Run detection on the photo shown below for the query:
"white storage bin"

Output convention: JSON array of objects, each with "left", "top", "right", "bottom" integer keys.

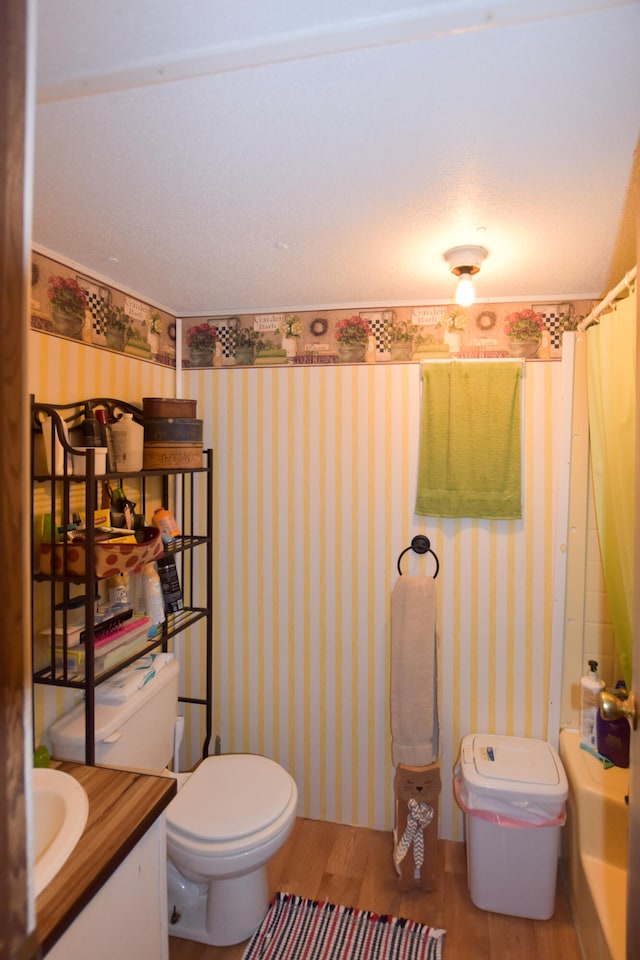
[{"left": 455, "top": 734, "right": 568, "bottom": 920}]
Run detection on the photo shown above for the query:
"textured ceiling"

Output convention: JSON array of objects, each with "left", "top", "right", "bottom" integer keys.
[{"left": 32, "top": 0, "right": 640, "bottom": 316}]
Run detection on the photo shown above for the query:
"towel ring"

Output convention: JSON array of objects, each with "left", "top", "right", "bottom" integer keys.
[{"left": 397, "top": 535, "right": 439, "bottom": 578}]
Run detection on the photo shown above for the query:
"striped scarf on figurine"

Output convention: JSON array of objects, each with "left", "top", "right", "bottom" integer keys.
[{"left": 394, "top": 797, "right": 434, "bottom": 871}]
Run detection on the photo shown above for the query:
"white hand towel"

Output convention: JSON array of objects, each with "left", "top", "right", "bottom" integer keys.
[{"left": 390, "top": 576, "right": 438, "bottom": 766}]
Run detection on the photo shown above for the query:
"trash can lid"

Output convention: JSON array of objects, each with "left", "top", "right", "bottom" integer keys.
[{"left": 459, "top": 734, "right": 568, "bottom": 805}]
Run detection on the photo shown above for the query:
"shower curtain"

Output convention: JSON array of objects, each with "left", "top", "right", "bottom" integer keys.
[{"left": 586, "top": 285, "right": 636, "bottom": 688}]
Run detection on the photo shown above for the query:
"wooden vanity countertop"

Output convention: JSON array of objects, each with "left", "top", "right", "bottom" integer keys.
[{"left": 36, "top": 761, "right": 176, "bottom": 956}]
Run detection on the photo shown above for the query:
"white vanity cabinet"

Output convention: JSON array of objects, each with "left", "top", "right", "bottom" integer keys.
[{"left": 46, "top": 817, "right": 168, "bottom": 960}]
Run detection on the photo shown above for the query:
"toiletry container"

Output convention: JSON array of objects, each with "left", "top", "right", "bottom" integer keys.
[
  {"left": 106, "top": 572, "right": 129, "bottom": 606},
  {"left": 71, "top": 446, "right": 108, "bottom": 475},
  {"left": 128, "top": 571, "right": 147, "bottom": 616},
  {"left": 111, "top": 413, "right": 144, "bottom": 472},
  {"left": 596, "top": 681, "right": 630, "bottom": 767},
  {"left": 152, "top": 507, "right": 180, "bottom": 541},
  {"left": 67, "top": 406, "right": 105, "bottom": 474},
  {"left": 95, "top": 408, "right": 117, "bottom": 470},
  {"left": 580, "top": 660, "right": 605, "bottom": 748},
  {"left": 142, "top": 562, "right": 165, "bottom": 626},
  {"left": 81, "top": 406, "right": 103, "bottom": 447}
]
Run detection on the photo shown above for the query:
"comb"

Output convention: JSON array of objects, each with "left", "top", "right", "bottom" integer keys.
[{"left": 80, "top": 606, "right": 133, "bottom": 644}]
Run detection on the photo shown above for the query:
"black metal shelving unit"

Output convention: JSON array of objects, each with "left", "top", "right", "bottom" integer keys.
[{"left": 31, "top": 397, "right": 213, "bottom": 765}]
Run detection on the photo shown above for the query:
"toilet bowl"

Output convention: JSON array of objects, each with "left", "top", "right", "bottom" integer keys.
[
  {"left": 166, "top": 752, "right": 298, "bottom": 946},
  {"left": 48, "top": 660, "right": 298, "bottom": 948}
]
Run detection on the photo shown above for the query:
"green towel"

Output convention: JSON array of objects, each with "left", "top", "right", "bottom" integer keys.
[{"left": 415, "top": 360, "right": 523, "bottom": 519}]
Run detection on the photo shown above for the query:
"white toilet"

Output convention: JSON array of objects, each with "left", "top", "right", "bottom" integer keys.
[{"left": 49, "top": 658, "right": 298, "bottom": 946}]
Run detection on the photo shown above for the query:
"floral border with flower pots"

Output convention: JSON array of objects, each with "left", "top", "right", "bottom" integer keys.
[
  {"left": 30, "top": 252, "right": 176, "bottom": 366},
  {"left": 30, "top": 251, "right": 593, "bottom": 369}
]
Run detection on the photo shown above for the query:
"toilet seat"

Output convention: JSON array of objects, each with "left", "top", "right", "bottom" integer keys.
[{"left": 166, "top": 754, "right": 295, "bottom": 855}]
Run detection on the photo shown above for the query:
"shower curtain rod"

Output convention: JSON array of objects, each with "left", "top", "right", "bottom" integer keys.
[{"left": 577, "top": 265, "right": 637, "bottom": 331}]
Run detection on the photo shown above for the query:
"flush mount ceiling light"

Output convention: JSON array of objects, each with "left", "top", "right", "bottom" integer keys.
[{"left": 443, "top": 245, "right": 488, "bottom": 307}]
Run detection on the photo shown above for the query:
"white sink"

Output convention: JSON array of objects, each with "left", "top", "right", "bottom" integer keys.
[{"left": 33, "top": 767, "right": 89, "bottom": 896}]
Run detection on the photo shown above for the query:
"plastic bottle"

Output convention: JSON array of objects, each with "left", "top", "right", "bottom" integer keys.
[
  {"left": 95, "top": 408, "right": 117, "bottom": 471},
  {"left": 81, "top": 405, "right": 103, "bottom": 447},
  {"left": 142, "top": 562, "right": 165, "bottom": 626},
  {"left": 111, "top": 413, "right": 144, "bottom": 472},
  {"left": 596, "top": 680, "right": 630, "bottom": 767},
  {"left": 152, "top": 507, "right": 181, "bottom": 542},
  {"left": 580, "top": 660, "right": 605, "bottom": 748},
  {"left": 156, "top": 554, "right": 184, "bottom": 613},
  {"left": 33, "top": 745, "right": 50, "bottom": 768},
  {"left": 128, "top": 571, "right": 147, "bottom": 616},
  {"left": 106, "top": 572, "right": 129, "bottom": 606}
]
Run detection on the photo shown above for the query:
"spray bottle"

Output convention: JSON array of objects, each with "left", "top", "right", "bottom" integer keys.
[
  {"left": 142, "top": 562, "right": 165, "bottom": 628},
  {"left": 580, "top": 660, "right": 605, "bottom": 748}
]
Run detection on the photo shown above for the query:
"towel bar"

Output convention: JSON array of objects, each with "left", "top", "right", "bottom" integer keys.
[{"left": 397, "top": 535, "right": 439, "bottom": 578}]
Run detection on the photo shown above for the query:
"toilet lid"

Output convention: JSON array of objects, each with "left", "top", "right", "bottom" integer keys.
[{"left": 167, "top": 754, "right": 295, "bottom": 843}]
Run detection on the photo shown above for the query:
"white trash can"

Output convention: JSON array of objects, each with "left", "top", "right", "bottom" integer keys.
[{"left": 454, "top": 734, "right": 568, "bottom": 920}]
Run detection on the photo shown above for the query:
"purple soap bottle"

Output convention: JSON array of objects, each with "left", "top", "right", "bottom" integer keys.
[{"left": 596, "top": 681, "right": 630, "bottom": 768}]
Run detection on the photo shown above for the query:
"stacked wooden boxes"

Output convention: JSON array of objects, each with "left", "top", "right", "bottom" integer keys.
[{"left": 142, "top": 397, "right": 203, "bottom": 469}]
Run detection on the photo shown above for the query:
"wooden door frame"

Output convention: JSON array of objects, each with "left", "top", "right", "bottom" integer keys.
[{"left": 0, "top": 1, "right": 38, "bottom": 958}]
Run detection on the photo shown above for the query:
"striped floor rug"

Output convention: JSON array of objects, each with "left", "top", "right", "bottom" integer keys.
[{"left": 241, "top": 892, "right": 445, "bottom": 960}]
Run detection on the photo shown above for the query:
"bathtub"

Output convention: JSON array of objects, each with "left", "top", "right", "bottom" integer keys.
[{"left": 559, "top": 729, "right": 628, "bottom": 960}]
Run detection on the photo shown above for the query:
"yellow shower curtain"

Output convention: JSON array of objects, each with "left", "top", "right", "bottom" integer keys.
[{"left": 586, "top": 286, "right": 636, "bottom": 688}]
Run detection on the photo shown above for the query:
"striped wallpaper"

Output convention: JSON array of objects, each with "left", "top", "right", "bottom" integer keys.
[
  {"left": 28, "top": 327, "right": 568, "bottom": 841},
  {"left": 184, "top": 358, "right": 566, "bottom": 840},
  {"left": 28, "top": 329, "right": 176, "bottom": 406}
]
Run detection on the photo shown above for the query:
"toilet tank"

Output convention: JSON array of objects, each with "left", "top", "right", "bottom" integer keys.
[{"left": 49, "top": 658, "right": 180, "bottom": 770}]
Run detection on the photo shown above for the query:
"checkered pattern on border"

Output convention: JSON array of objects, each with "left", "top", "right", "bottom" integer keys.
[
  {"left": 86, "top": 291, "right": 107, "bottom": 333},
  {"left": 370, "top": 315, "right": 391, "bottom": 353},
  {"left": 78, "top": 277, "right": 109, "bottom": 337},
  {"left": 540, "top": 310, "right": 564, "bottom": 349},
  {"left": 359, "top": 311, "right": 396, "bottom": 354},
  {"left": 213, "top": 323, "right": 235, "bottom": 359}
]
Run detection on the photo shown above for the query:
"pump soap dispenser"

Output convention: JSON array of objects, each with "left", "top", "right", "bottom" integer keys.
[{"left": 580, "top": 660, "right": 605, "bottom": 748}]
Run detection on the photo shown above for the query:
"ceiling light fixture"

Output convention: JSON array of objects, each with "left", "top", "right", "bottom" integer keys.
[{"left": 443, "top": 245, "right": 488, "bottom": 307}]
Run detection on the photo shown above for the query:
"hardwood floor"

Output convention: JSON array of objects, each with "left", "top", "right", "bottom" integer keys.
[{"left": 168, "top": 817, "right": 583, "bottom": 960}]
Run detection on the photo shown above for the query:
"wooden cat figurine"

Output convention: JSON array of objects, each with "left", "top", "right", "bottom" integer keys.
[{"left": 393, "top": 762, "right": 441, "bottom": 892}]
